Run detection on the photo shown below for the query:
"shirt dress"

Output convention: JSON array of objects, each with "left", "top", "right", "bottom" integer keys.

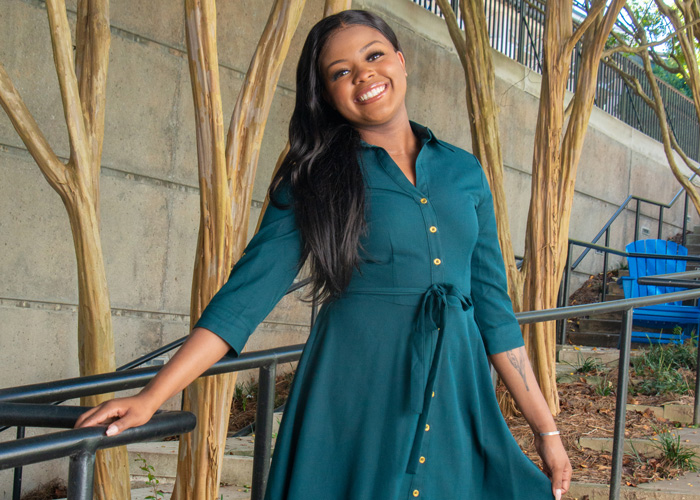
[{"left": 195, "top": 122, "right": 554, "bottom": 499}]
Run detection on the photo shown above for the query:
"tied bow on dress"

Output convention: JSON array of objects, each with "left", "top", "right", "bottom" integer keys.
[{"left": 343, "top": 282, "right": 472, "bottom": 474}]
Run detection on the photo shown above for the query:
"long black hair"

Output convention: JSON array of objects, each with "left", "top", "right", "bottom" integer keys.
[{"left": 269, "top": 10, "right": 403, "bottom": 305}]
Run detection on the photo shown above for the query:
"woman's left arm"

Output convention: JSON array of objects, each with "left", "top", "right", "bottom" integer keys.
[{"left": 490, "top": 346, "right": 572, "bottom": 500}]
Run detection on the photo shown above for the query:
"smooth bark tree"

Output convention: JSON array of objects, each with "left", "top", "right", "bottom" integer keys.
[
  {"left": 0, "top": 1, "right": 130, "bottom": 497},
  {"left": 257, "top": 0, "right": 352, "bottom": 230},
  {"left": 604, "top": 3, "right": 700, "bottom": 215},
  {"left": 436, "top": 0, "right": 624, "bottom": 414},
  {"left": 172, "top": 0, "right": 305, "bottom": 497}
]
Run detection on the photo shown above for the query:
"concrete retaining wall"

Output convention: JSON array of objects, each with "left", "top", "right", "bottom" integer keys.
[{"left": 1, "top": 0, "right": 698, "bottom": 493}]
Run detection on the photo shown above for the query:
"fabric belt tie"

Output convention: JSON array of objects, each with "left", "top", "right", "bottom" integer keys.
[{"left": 342, "top": 282, "right": 472, "bottom": 474}]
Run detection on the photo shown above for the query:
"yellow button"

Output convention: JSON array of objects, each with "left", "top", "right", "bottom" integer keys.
[
  {"left": 429, "top": 226, "right": 437, "bottom": 233},
  {"left": 433, "top": 258, "right": 441, "bottom": 265},
  {"left": 425, "top": 424, "right": 430, "bottom": 431},
  {"left": 413, "top": 490, "right": 420, "bottom": 497},
  {"left": 419, "top": 456, "right": 426, "bottom": 464},
  {"left": 420, "top": 198, "right": 428, "bottom": 204},
  {"left": 432, "top": 391, "right": 435, "bottom": 397}
]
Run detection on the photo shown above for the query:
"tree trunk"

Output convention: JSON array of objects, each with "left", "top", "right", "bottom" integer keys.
[
  {"left": 173, "top": 0, "right": 304, "bottom": 497},
  {"left": 522, "top": 0, "right": 624, "bottom": 415},
  {"left": 0, "top": 0, "right": 129, "bottom": 496}
]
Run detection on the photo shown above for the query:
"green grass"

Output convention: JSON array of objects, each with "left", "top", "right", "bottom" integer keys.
[
  {"left": 651, "top": 430, "right": 698, "bottom": 472},
  {"left": 629, "top": 332, "right": 697, "bottom": 396}
]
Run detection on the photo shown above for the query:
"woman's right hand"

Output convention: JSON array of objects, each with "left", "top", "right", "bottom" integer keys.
[{"left": 75, "top": 393, "right": 159, "bottom": 436}]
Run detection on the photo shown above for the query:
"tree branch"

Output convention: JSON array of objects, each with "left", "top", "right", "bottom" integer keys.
[
  {"left": 75, "top": 0, "right": 110, "bottom": 198},
  {"left": 565, "top": 0, "right": 607, "bottom": 56},
  {"left": 0, "top": 62, "right": 68, "bottom": 189},
  {"left": 436, "top": 0, "right": 468, "bottom": 71},
  {"left": 45, "top": 0, "right": 92, "bottom": 174},
  {"left": 323, "top": 0, "right": 351, "bottom": 17},
  {"left": 602, "top": 18, "right": 700, "bottom": 57}
]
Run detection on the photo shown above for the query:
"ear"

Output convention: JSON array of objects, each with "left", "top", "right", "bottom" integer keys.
[{"left": 397, "top": 50, "right": 407, "bottom": 76}]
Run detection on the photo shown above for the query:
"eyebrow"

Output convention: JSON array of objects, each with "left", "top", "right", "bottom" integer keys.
[{"left": 325, "top": 40, "right": 384, "bottom": 69}]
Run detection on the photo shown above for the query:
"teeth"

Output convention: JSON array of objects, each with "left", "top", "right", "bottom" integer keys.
[{"left": 358, "top": 85, "right": 386, "bottom": 102}]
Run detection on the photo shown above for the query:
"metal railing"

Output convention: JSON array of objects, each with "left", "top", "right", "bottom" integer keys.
[
  {"left": 2, "top": 287, "right": 699, "bottom": 500},
  {"left": 0, "top": 276, "right": 316, "bottom": 500},
  {"left": 558, "top": 238, "right": 700, "bottom": 345},
  {"left": 411, "top": 0, "right": 700, "bottom": 161},
  {"left": 0, "top": 405, "right": 195, "bottom": 500}
]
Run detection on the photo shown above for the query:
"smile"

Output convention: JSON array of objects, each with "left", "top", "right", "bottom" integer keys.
[{"left": 357, "top": 84, "right": 387, "bottom": 102}]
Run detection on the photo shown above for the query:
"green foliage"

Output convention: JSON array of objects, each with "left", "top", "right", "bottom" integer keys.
[
  {"left": 594, "top": 377, "right": 614, "bottom": 396},
  {"left": 565, "top": 353, "right": 604, "bottom": 374},
  {"left": 629, "top": 334, "right": 697, "bottom": 396},
  {"left": 651, "top": 430, "right": 698, "bottom": 472},
  {"left": 135, "top": 453, "right": 164, "bottom": 499}
]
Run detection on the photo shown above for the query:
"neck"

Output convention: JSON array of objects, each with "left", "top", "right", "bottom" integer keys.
[{"left": 355, "top": 110, "right": 418, "bottom": 157}]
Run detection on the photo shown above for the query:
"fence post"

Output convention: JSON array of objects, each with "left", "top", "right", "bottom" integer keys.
[
  {"left": 610, "top": 308, "right": 634, "bottom": 500},
  {"left": 560, "top": 242, "right": 573, "bottom": 345},
  {"left": 67, "top": 450, "right": 96, "bottom": 500},
  {"left": 602, "top": 230, "right": 610, "bottom": 302},
  {"left": 12, "top": 426, "right": 24, "bottom": 500},
  {"left": 251, "top": 362, "right": 278, "bottom": 500},
  {"left": 634, "top": 200, "right": 641, "bottom": 241},
  {"left": 657, "top": 206, "right": 664, "bottom": 239}
]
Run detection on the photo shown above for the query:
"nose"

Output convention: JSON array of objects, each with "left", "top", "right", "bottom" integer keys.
[{"left": 352, "top": 63, "right": 374, "bottom": 85}]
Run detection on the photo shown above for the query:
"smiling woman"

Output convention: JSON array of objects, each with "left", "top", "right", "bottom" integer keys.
[{"left": 76, "top": 9, "right": 571, "bottom": 500}]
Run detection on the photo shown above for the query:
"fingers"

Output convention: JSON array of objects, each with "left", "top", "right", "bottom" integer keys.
[{"left": 550, "top": 459, "right": 572, "bottom": 499}]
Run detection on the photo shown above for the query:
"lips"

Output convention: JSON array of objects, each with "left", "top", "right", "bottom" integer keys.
[{"left": 355, "top": 83, "right": 387, "bottom": 103}]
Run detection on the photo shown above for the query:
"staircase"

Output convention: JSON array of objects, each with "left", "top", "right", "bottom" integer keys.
[{"left": 567, "top": 224, "right": 700, "bottom": 348}]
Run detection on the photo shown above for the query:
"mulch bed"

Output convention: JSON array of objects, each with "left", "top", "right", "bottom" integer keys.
[
  {"left": 504, "top": 381, "right": 695, "bottom": 486},
  {"left": 20, "top": 479, "right": 67, "bottom": 500}
]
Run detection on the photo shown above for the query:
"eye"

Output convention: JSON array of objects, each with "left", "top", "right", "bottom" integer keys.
[
  {"left": 367, "top": 51, "right": 384, "bottom": 62},
  {"left": 331, "top": 68, "right": 349, "bottom": 81}
]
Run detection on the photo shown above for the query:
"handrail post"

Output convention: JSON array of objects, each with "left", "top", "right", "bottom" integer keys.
[
  {"left": 517, "top": 0, "right": 525, "bottom": 64},
  {"left": 602, "top": 230, "right": 610, "bottom": 303},
  {"left": 610, "top": 308, "right": 634, "bottom": 500},
  {"left": 657, "top": 206, "right": 664, "bottom": 239},
  {"left": 634, "top": 200, "right": 641, "bottom": 241},
  {"left": 560, "top": 241, "right": 573, "bottom": 345},
  {"left": 251, "top": 361, "right": 277, "bottom": 500},
  {"left": 67, "top": 450, "right": 96, "bottom": 500},
  {"left": 12, "top": 426, "right": 24, "bottom": 500},
  {"left": 694, "top": 333, "right": 700, "bottom": 426},
  {"left": 683, "top": 190, "right": 690, "bottom": 247}
]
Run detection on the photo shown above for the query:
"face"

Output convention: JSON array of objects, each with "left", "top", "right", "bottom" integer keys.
[{"left": 318, "top": 24, "right": 408, "bottom": 131}]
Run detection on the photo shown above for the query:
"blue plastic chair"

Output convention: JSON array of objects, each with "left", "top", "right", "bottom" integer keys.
[{"left": 620, "top": 239, "right": 700, "bottom": 344}]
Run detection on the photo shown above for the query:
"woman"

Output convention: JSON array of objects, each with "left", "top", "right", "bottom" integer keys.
[{"left": 78, "top": 10, "right": 571, "bottom": 499}]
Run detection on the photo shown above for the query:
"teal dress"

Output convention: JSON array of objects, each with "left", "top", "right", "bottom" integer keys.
[{"left": 196, "top": 122, "right": 554, "bottom": 499}]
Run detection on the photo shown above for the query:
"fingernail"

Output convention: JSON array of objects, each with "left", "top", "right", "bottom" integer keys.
[
  {"left": 555, "top": 488, "right": 562, "bottom": 500},
  {"left": 106, "top": 425, "right": 117, "bottom": 436}
]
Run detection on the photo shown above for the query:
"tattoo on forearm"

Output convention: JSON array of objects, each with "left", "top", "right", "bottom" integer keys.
[{"left": 506, "top": 350, "right": 530, "bottom": 391}]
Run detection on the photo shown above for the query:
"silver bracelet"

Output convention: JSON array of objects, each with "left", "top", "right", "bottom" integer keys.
[{"left": 539, "top": 430, "right": 560, "bottom": 436}]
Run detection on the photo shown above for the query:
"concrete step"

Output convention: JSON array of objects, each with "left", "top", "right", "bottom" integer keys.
[
  {"left": 578, "top": 318, "right": 622, "bottom": 334},
  {"left": 579, "top": 428, "right": 700, "bottom": 467},
  {"left": 557, "top": 346, "right": 625, "bottom": 366},
  {"left": 685, "top": 233, "right": 700, "bottom": 246},
  {"left": 567, "top": 331, "right": 620, "bottom": 348},
  {"left": 607, "top": 282, "right": 624, "bottom": 295},
  {"left": 603, "top": 292, "right": 626, "bottom": 302},
  {"left": 591, "top": 310, "right": 624, "bottom": 320},
  {"left": 128, "top": 411, "right": 284, "bottom": 487},
  {"left": 567, "top": 476, "right": 700, "bottom": 499}
]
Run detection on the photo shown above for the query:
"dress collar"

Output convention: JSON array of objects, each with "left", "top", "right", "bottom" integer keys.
[{"left": 359, "top": 121, "right": 437, "bottom": 149}]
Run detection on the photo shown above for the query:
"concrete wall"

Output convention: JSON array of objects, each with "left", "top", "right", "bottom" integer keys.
[{"left": 1, "top": 0, "right": 698, "bottom": 493}]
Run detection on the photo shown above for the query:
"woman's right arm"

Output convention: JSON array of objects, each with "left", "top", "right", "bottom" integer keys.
[{"left": 74, "top": 327, "right": 230, "bottom": 435}]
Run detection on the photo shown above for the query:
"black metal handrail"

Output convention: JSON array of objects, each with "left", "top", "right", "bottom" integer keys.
[
  {"left": 2, "top": 286, "right": 699, "bottom": 500},
  {"left": 558, "top": 238, "right": 700, "bottom": 345},
  {"left": 571, "top": 172, "right": 696, "bottom": 272},
  {"left": 2, "top": 276, "right": 315, "bottom": 499},
  {"left": 0, "top": 404, "right": 195, "bottom": 500}
]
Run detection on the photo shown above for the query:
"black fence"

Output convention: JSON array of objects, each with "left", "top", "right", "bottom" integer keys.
[{"left": 412, "top": 0, "right": 700, "bottom": 161}]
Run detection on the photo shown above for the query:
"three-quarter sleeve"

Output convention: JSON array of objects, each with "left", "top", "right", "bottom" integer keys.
[
  {"left": 470, "top": 165, "right": 525, "bottom": 356},
  {"left": 194, "top": 184, "right": 303, "bottom": 356}
]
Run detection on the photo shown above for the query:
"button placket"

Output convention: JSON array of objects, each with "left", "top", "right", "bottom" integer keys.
[{"left": 416, "top": 196, "right": 444, "bottom": 283}]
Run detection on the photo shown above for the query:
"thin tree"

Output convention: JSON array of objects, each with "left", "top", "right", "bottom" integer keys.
[
  {"left": 436, "top": 0, "right": 624, "bottom": 414},
  {"left": 0, "top": 1, "right": 130, "bottom": 497},
  {"left": 604, "top": 2, "right": 700, "bottom": 215},
  {"left": 172, "top": 0, "right": 305, "bottom": 497}
]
